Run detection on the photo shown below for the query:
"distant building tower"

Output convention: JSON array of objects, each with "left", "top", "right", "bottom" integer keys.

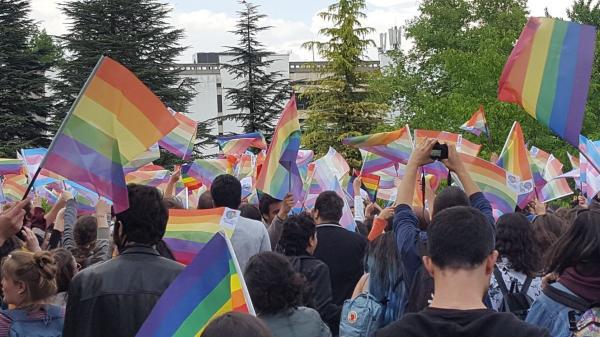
[{"left": 388, "top": 26, "right": 401, "bottom": 51}]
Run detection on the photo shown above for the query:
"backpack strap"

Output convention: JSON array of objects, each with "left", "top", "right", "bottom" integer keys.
[
  {"left": 493, "top": 266, "right": 510, "bottom": 296},
  {"left": 520, "top": 276, "right": 533, "bottom": 295},
  {"left": 542, "top": 283, "right": 591, "bottom": 312}
]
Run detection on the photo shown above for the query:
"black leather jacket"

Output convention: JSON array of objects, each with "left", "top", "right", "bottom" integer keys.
[{"left": 63, "top": 244, "right": 184, "bottom": 337}]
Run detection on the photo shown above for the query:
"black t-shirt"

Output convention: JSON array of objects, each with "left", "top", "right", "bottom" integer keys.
[{"left": 373, "top": 307, "right": 550, "bottom": 337}]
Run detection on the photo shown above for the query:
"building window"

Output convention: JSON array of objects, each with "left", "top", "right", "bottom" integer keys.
[{"left": 217, "top": 94, "right": 223, "bottom": 113}]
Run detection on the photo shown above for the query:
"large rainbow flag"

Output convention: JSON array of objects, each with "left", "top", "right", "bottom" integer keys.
[
  {"left": 255, "top": 96, "right": 302, "bottom": 200},
  {"left": 159, "top": 110, "right": 198, "bottom": 160},
  {"left": 460, "top": 105, "right": 489, "bottom": 137},
  {"left": 343, "top": 125, "right": 413, "bottom": 164},
  {"left": 41, "top": 57, "right": 177, "bottom": 212},
  {"left": 498, "top": 18, "right": 596, "bottom": 147},
  {"left": 136, "top": 232, "right": 253, "bottom": 337},
  {"left": 414, "top": 129, "right": 481, "bottom": 157},
  {"left": 163, "top": 208, "right": 239, "bottom": 265},
  {"left": 497, "top": 122, "right": 535, "bottom": 208},
  {"left": 0, "top": 159, "right": 22, "bottom": 176}
]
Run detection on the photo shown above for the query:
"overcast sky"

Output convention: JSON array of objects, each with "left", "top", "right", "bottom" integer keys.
[{"left": 30, "top": 0, "right": 571, "bottom": 63}]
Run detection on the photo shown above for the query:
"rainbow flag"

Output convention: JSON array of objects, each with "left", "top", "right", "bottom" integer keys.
[
  {"left": 540, "top": 155, "right": 573, "bottom": 202},
  {"left": 255, "top": 97, "right": 302, "bottom": 200},
  {"left": 159, "top": 111, "right": 198, "bottom": 160},
  {"left": 2, "top": 174, "right": 28, "bottom": 202},
  {"left": 414, "top": 129, "right": 481, "bottom": 157},
  {"left": 123, "top": 143, "right": 160, "bottom": 174},
  {"left": 497, "top": 122, "right": 535, "bottom": 208},
  {"left": 376, "top": 187, "right": 396, "bottom": 208},
  {"left": 163, "top": 208, "right": 239, "bottom": 265},
  {"left": 136, "top": 232, "right": 253, "bottom": 337},
  {"left": 125, "top": 168, "right": 170, "bottom": 188},
  {"left": 217, "top": 132, "right": 267, "bottom": 153},
  {"left": 184, "top": 159, "right": 233, "bottom": 189},
  {"left": 460, "top": 105, "right": 488, "bottom": 137},
  {"left": 314, "top": 147, "right": 349, "bottom": 180},
  {"left": 0, "top": 159, "right": 22, "bottom": 176},
  {"left": 459, "top": 154, "right": 518, "bottom": 217},
  {"left": 41, "top": 57, "right": 177, "bottom": 212},
  {"left": 233, "top": 153, "right": 255, "bottom": 180},
  {"left": 296, "top": 150, "right": 314, "bottom": 183},
  {"left": 377, "top": 174, "right": 397, "bottom": 190},
  {"left": 19, "top": 148, "right": 63, "bottom": 187},
  {"left": 360, "top": 173, "right": 380, "bottom": 202},
  {"left": 529, "top": 146, "right": 551, "bottom": 189},
  {"left": 360, "top": 150, "right": 395, "bottom": 175},
  {"left": 180, "top": 164, "right": 203, "bottom": 191},
  {"left": 343, "top": 125, "right": 413, "bottom": 164},
  {"left": 498, "top": 18, "right": 596, "bottom": 147}
]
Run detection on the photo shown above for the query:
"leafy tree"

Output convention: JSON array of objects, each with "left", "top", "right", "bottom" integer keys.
[
  {"left": 302, "top": 0, "right": 387, "bottom": 167},
  {"left": 0, "top": 1, "right": 58, "bottom": 156},
  {"left": 219, "top": 1, "right": 291, "bottom": 138}
]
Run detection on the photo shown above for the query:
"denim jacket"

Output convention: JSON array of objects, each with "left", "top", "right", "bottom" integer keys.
[{"left": 526, "top": 282, "right": 583, "bottom": 337}]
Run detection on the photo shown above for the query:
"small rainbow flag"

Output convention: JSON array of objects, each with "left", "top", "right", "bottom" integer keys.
[
  {"left": 540, "top": 155, "right": 573, "bottom": 202},
  {"left": 125, "top": 168, "right": 170, "bottom": 188},
  {"left": 343, "top": 125, "right": 413, "bottom": 164},
  {"left": 497, "top": 122, "right": 535, "bottom": 208},
  {"left": 217, "top": 132, "right": 267, "bottom": 156},
  {"left": 376, "top": 187, "right": 396, "bottom": 208},
  {"left": 360, "top": 150, "right": 395, "bottom": 175},
  {"left": 0, "top": 159, "right": 23, "bottom": 176},
  {"left": 159, "top": 111, "right": 198, "bottom": 160},
  {"left": 498, "top": 18, "right": 596, "bottom": 147},
  {"left": 255, "top": 96, "right": 302, "bottom": 200},
  {"left": 360, "top": 173, "right": 380, "bottom": 202},
  {"left": 136, "top": 232, "right": 253, "bottom": 337},
  {"left": 184, "top": 159, "right": 233, "bottom": 189},
  {"left": 579, "top": 135, "right": 600, "bottom": 174},
  {"left": 163, "top": 208, "right": 239, "bottom": 265},
  {"left": 2, "top": 174, "right": 28, "bottom": 202},
  {"left": 41, "top": 57, "right": 177, "bottom": 212},
  {"left": 460, "top": 105, "right": 489, "bottom": 137},
  {"left": 529, "top": 146, "right": 551, "bottom": 189},
  {"left": 414, "top": 129, "right": 481, "bottom": 157}
]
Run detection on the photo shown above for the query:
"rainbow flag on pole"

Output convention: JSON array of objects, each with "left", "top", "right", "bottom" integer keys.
[
  {"left": 414, "top": 130, "right": 481, "bottom": 157},
  {"left": 217, "top": 132, "right": 267, "bottom": 157},
  {"left": 343, "top": 125, "right": 413, "bottom": 164},
  {"left": 136, "top": 232, "right": 253, "bottom": 337},
  {"left": 529, "top": 146, "right": 551, "bottom": 189},
  {"left": 360, "top": 150, "right": 395, "bottom": 175},
  {"left": 0, "top": 159, "right": 22, "bottom": 176},
  {"left": 159, "top": 111, "right": 198, "bottom": 160},
  {"left": 540, "top": 155, "right": 573, "bottom": 202},
  {"left": 360, "top": 173, "right": 380, "bottom": 202},
  {"left": 497, "top": 122, "right": 535, "bottom": 208},
  {"left": 184, "top": 159, "right": 233, "bottom": 190},
  {"left": 498, "top": 18, "right": 596, "bottom": 147},
  {"left": 460, "top": 105, "right": 489, "bottom": 137},
  {"left": 41, "top": 57, "right": 178, "bottom": 212}
]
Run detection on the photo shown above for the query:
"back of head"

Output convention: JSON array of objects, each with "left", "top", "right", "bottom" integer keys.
[
  {"left": 432, "top": 186, "right": 470, "bottom": 217},
  {"left": 211, "top": 174, "right": 241, "bottom": 209},
  {"left": 532, "top": 214, "right": 567, "bottom": 254},
  {"left": 314, "top": 191, "right": 343, "bottom": 223},
  {"left": 240, "top": 204, "right": 262, "bottom": 222},
  {"left": 244, "top": 251, "right": 305, "bottom": 315},
  {"left": 278, "top": 213, "right": 316, "bottom": 256},
  {"left": 201, "top": 312, "right": 273, "bottom": 337},
  {"left": 428, "top": 206, "right": 494, "bottom": 269},
  {"left": 51, "top": 248, "right": 77, "bottom": 293},
  {"left": 115, "top": 184, "right": 168, "bottom": 246},
  {"left": 197, "top": 191, "right": 214, "bottom": 210},
  {"left": 163, "top": 196, "right": 184, "bottom": 210},
  {"left": 74, "top": 215, "right": 98, "bottom": 247},
  {"left": 1, "top": 251, "right": 58, "bottom": 307},
  {"left": 495, "top": 213, "right": 540, "bottom": 275}
]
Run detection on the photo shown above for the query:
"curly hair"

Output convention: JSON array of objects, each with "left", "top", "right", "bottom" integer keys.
[
  {"left": 244, "top": 252, "right": 307, "bottom": 315},
  {"left": 277, "top": 213, "right": 316, "bottom": 256},
  {"left": 495, "top": 213, "right": 541, "bottom": 275}
]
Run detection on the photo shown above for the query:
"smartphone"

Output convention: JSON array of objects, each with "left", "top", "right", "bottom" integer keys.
[{"left": 430, "top": 143, "right": 449, "bottom": 160}]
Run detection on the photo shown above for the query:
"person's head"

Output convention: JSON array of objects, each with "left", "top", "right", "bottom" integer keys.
[
  {"left": 259, "top": 193, "right": 282, "bottom": 224},
  {"left": 240, "top": 204, "right": 262, "bottom": 222},
  {"left": 532, "top": 214, "right": 567, "bottom": 258},
  {"left": 200, "top": 312, "right": 273, "bottom": 337},
  {"left": 197, "top": 191, "right": 214, "bottom": 210},
  {"left": 424, "top": 207, "right": 497, "bottom": 295},
  {"left": 74, "top": 215, "right": 98, "bottom": 248},
  {"left": 495, "top": 213, "right": 540, "bottom": 275},
  {"left": 245, "top": 252, "right": 306, "bottom": 315},
  {"left": 1, "top": 251, "right": 57, "bottom": 309},
  {"left": 432, "top": 186, "right": 470, "bottom": 216},
  {"left": 51, "top": 248, "right": 78, "bottom": 294},
  {"left": 546, "top": 209, "right": 600, "bottom": 275},
  {"left": 278, "top": 213, "right": 318, "bottom": 256},
  {"left": 114, "top": 184, "right": 168, "bottom": 250},
  {"left": 29, "top": 207, "right": 47, "bottom": 231},
  {"left": 210, "top": 175, "right": 241, "bottom": 210},
  {"left": 163, "top": 196, "right": 184, "bottom": 209},
  {"left": 312, "top": 191, "right": 343, "bottom": 224}
]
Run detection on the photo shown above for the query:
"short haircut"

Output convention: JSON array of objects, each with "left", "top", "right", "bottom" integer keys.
[
  {"left": 211, "top": 175, "right": 241, "bottom": 209},
  {"left": 314, "top": 191, "right": 343, "bottom": 223},
  {"left": 197, "top": 191, "right": 214, "bottom": 210},
  {"left": 427, "top": 206, "right": 494, "bottom": 269},
  {"left": 240, "top": 204, "right": 262, "bottom": 222},
  {"left": 74, "top": 215, "right": 97, "bottom": 247},
  {"left": 278, "top": 213, "right": 317, "bottom": 256},
  {"left": 432, "top": 186, "right": 470, "bottom": 216},
  {"left": 201, "top": 312, "right": 273, "bottom": 337},
  {"left": 259, "top": 193, "right": 281, "bottom": 216},
  {"left": 115, "top": 184, "right": 168, "bottom": 246}
]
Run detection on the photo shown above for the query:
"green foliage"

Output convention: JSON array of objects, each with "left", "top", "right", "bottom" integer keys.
[{"left": 301, "top": 0, "right": 388, "bottom": 168}]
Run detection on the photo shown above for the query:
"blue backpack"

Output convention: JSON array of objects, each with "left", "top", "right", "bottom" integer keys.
[
  {"left": 339, "top": 292, "right": 385, "bottom": 337},
  {"left": 1, "top": 305, "right": 63, "bottom": 337}
]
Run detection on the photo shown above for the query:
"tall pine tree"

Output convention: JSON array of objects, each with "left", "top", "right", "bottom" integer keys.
[
  {"left": 219, "top": 1, "right": 291, "bottom": 138},
  {"left": 0, "top": 0, "right": 56, "bottom": 157}
]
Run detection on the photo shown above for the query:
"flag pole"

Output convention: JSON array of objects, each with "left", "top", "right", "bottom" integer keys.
[
  {"left": 23, "top": 56, "right": 106, "bottom": 199},
  {"left": 223, "top": 231, "right": 256, "bottom": 316}
]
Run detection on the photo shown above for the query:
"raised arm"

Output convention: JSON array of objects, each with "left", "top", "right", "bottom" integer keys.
[
  {"left": 164, "top": 168, "right": 181, "bottom": 198},
  {"left": 394, "top": 138, "right": 436, "bottom": 206}
]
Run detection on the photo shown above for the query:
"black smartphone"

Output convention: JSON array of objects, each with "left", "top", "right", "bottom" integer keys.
[{"left": 430, "top": 143, "right": 449, "bottom": 160}]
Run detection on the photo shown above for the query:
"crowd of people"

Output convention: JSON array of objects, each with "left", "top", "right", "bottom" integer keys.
[{"left": 0, "top": 140, "right": 598, "bottom": 337}]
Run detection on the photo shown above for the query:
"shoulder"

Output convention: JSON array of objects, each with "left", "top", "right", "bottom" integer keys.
[
  {"left": 0, "top": 312, "right": 11, "bottom": 337},
  {"left": 372, "top": 314, "right": 421, "bottom": 336},
  {"left": 237, "top": 217, "right": 268, "bottom": 234},
  {"left": 491, "top": 312, "right": 550, "bottom": 336},
  {"left": 293, "top": 306, "right": 323, "bottom": 321}
]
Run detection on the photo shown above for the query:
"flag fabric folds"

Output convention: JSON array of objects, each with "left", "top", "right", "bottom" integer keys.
[
  {"left": 314, "top": 147, "right": 350, "bottom": 180},
  {"left": 1, "top": 174, "right": 28, "bottom": 202},
  {"left": 217, "top": 132, "right": 267, "bottom": 156},
  {"left": 460, "top": 105, "right": 488, "bottom": 137},
  {"left": 360, "top": 173, "right": 380, "bottom": 202},
  {"left": 0, "top": 159, "right": 22, "bottom": 176},
  {"left": 343, "top": 125, "right": 413, "bottom": 165},
  {"left": 529, "top": 146, "right": 551, "bottom": 189},
  {"left": 183, "top": 159, "right": 233, "bottom": 190},
  {"left": 498, "top": 17, "right": 596, "bottom": 147},
  {"left": 159, "top": 111, "right": 198, "bottom": 160},
  {"left": 540, "top": 155, "right": 573, "bottom": 202},
  {"left": 359, "top": 150, "right": 395, "bottom": 175},
  {"left": 579, "top": 135, "right": 600, "bottom": 174},
  {"left": 414, "top": 130, "right": 481, "bottom": 157}
]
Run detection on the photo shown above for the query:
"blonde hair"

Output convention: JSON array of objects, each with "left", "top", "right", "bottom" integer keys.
[{"left": 1, "top": 251, "right": 58, "bottom": 307}]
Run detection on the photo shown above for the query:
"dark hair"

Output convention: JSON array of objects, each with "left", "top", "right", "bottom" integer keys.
[
  {"left": 163, "top": 196, "right": 184, "bottom": 209},
  {"left": 427, "top": 206, "right": 494, "bottom": 269},
  {"left": 432, "top": 186, "right": 470, "bottom": 216},
  {"left": 495, "top": 213, "right": 540, "bottom": 275},
  {"left": 200, "top": 312, "right": 273, "bottom": 337},
  {"left": 30, "top": 207, "right": 47, "bottom": 231},
  {"left": 240, "top": 204, "right": 262, "bottom": 222},
  {"left": 211, "top": 175, "right": 241, "bottom": 209},
  {"left": 314, "top": 191, "right": 343, "bottom": 223},
  {"left": 546, "top": 209, "right": 600, "bottom": 274},
  {"left": 278, "top": 214, "right": 316, "bottom": 256},
  {"left": 197, "top": 191, "right": 214, "bottom": 210},
  {"left": 532, "top": 214, "right": 567, "bottom": 259},
  {"left": 245, "top": 252, "right": 307, "bottom": 315},
  {"left": 52, "top": 248, "right": 77, "bottom": 293},
  {"left": 73, "top": 215, "right": 98, "bottom": 266},
  {"left": 413, "top": 206, "right": 431, "bottom": 231},
  {"left": 355, "top": 220, "right": 369, "bottom": 237},
  {"left": 259, "top": 193, "right": 281, "bottom": 216},
  {"left": 115, "top": 184, "right": 168, "bottom": 245}
]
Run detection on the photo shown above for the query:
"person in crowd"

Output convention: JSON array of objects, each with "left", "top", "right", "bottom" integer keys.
[
  {"left": 531, "top": 213, "right": 567, "bottom": 260},
  {"left": 245, "top": 251, "right": 331, "bottom": 337},
  {"left": 210, "top": 175, "right": 270, "bottom": 272},
  {"left": 201, "top": 312, "right": 274, "bottom": 337},
  {"left": 51, "top": 248, "right": 78, "bottom": 308},
  {"left": 259, "top": 193, "right": 282, "bottom": 226},
  {"left": 526, "top": 209, "right": 600, "bottom": 336},
  {"left": 63, "top": 184, "right": 184, "bottom": 337},
  {"left": 162, "top": 196, "right": 184, "bottom": 210},
  {"left": 312, "top": 191, "right": 367, "bottom": 306},
  {"left": 240, "top": 204, "right": 262, "bottom": 222},
  {"left": 278, "top": 213, "right": 340, "bottom": 334},
  {"left": 489, "top": 213, "right": 543, "bottom": 311},
  {"left": 366, "top": 206, "right": 394, "bottom": 241},
  {"left": 197, "top": 191, "right": 214, "bottom": 210},
  {"left": 264, "top": 193, "right": 294, "bottom": 250},
  {"left": 0, "top": 251, "right": 64, "bottom": 336},
  {"left": 373, "top": 207, "right": 550, "bottom": 337}
]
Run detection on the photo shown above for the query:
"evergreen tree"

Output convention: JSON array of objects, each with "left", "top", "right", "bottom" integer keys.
[
  {"left": 0, "top": 0, "right": 57, "bottom": 157},
  {"left": 302, "top": 0, "right": 387, "bottom": 168},
  {"left": 219, "top": 1, "right": 291, "bottom": 138}
]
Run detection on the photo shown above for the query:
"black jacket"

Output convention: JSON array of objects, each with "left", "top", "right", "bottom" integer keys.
[
  {"left": 289, "top": 254, "right": 341, "bottom": 335},
  {"left": 313, "top": 224, "right": 367, "bottom": 306},
  {"left": 63, "top": 244, "right": 184, "bottom": 337}
]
